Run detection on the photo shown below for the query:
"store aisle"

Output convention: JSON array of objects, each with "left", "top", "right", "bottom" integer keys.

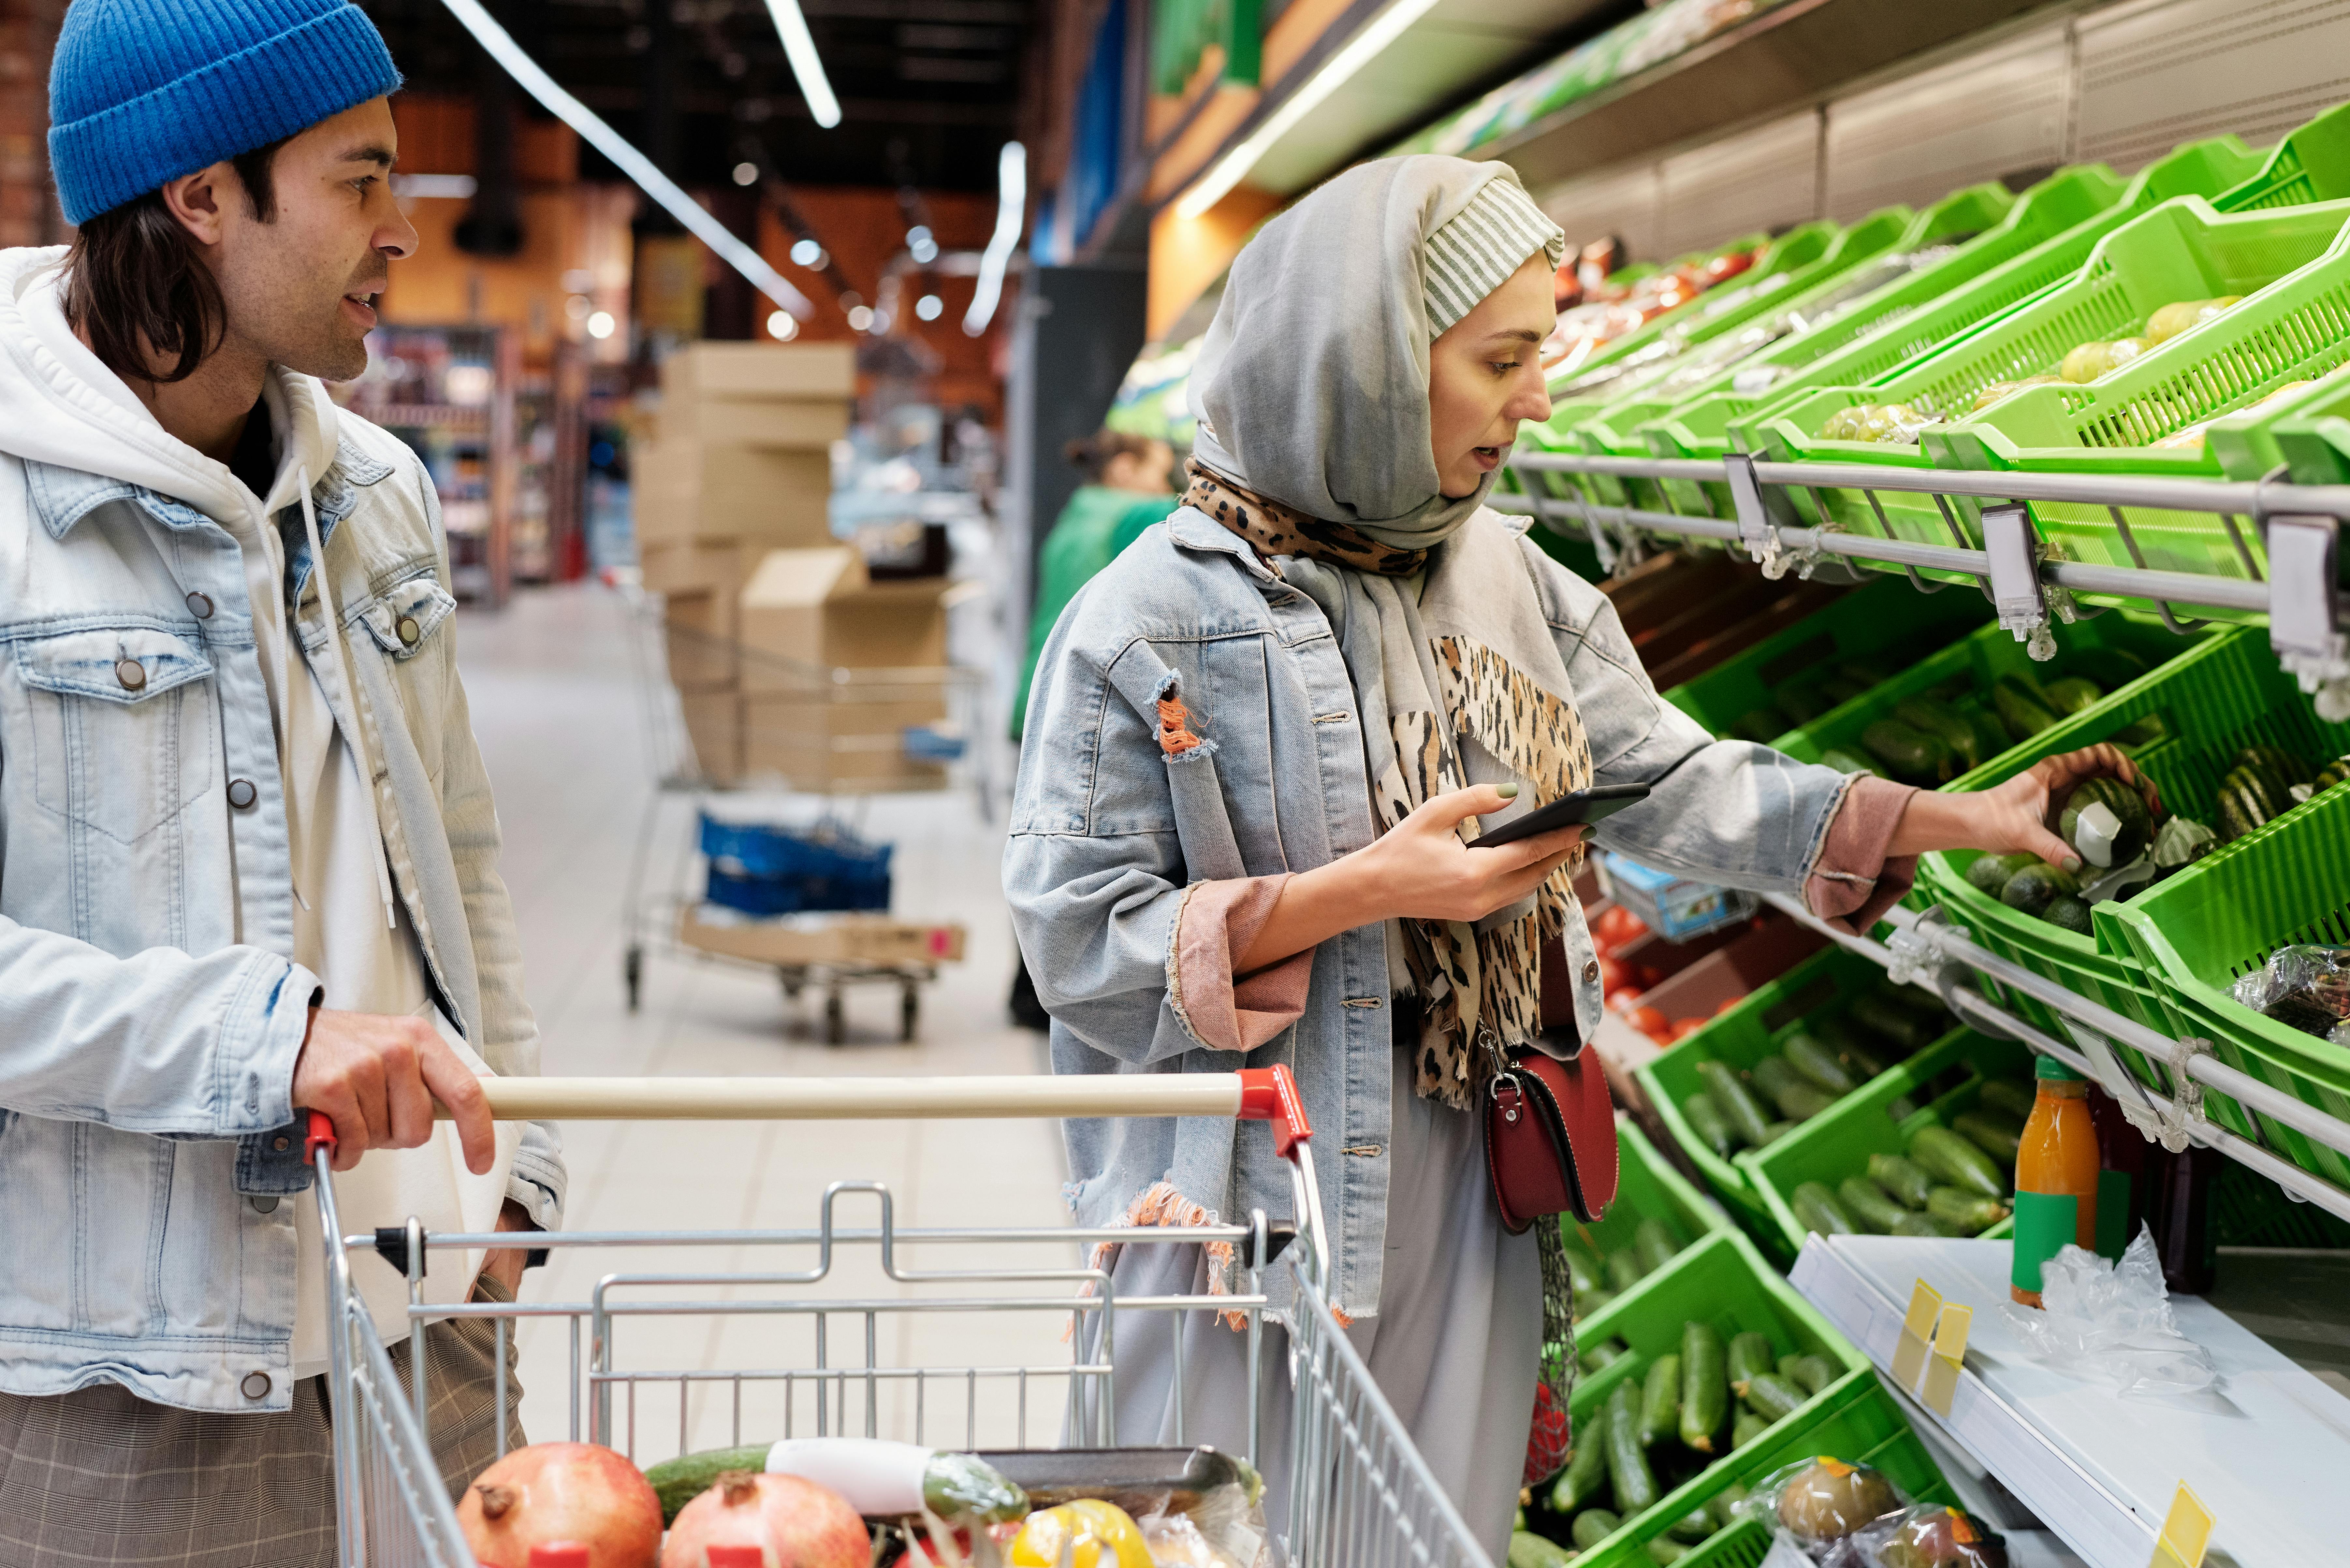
[{"left": 452, "top": 582, "right": 1072, "bottom": 1460}]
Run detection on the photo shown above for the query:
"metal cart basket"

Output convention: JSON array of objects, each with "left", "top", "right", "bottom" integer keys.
[{"left": 311, "top": 1069, "right": 1493, "bottom": 1568}]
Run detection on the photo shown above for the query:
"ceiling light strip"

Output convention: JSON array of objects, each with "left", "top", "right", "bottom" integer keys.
[
  {"left": 436, "top": 0, "right": 814, "bottom": 318},
  {"left": 763, "top": 0, "right": 844, "bottom": 129},
  {"left": 1173, "top": 0, "right": 1446, "bottom": 221},
  {"left": 962, "top": 140, "right": 1026, "bottom": 336}
]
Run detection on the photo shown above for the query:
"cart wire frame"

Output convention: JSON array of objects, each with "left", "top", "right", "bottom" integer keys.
[{"left": 307, "top": 1067, "right": 1492, "bottom": 1568}]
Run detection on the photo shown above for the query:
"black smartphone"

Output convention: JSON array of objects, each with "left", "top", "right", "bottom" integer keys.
[{"left": 1469, "top": 783, "right": 1652, "bottom": 848}]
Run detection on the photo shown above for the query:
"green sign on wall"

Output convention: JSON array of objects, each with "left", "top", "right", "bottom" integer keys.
[{"left": 1152, "top": 0, "right": 1260, "bottom": 96}]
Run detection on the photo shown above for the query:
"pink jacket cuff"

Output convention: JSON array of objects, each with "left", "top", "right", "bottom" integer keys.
[
  {"left": 1169, "top": 875, "right": 1313, "bottom": 1052},
  {"left": 1805, "top": 774, "right": 1920, "bottom": 934}
]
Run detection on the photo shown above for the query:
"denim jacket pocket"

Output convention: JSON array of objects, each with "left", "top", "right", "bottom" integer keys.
[
  {"left": 355, "top": 575, "right": 457, "bottom": 662},
  {"left": 18, "top": 625, "right": 216, "bottom": 843}
]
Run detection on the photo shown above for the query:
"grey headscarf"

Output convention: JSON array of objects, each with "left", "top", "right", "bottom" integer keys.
[{"left": 1190, "top": 155, "right": 1563, "bottom": 548}]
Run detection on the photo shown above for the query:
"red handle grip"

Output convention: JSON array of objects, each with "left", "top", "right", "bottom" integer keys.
[
  {"left": 304, "top": 1109, "right": 338, "bottom": 1163},
  {"left": 1236, "top": 1064, "right": 1312, "bottom": 1159}
]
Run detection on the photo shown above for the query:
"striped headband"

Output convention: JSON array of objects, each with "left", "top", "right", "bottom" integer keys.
[{"left": 1423, "top": 175, "right": 1567, "bottom": 337}]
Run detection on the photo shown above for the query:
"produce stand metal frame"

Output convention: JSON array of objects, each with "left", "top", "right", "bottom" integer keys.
[{"left": 309, "top": 1068, "right": 1491, "bottom": 1568}]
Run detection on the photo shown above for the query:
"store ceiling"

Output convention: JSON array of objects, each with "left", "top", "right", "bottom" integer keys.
[{"left": 363, "top": 0, "right": 1030, "bottom": 193}]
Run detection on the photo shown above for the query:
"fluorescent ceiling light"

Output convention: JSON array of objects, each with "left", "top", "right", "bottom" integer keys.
[
  {"left": 962, "top": 141, "right": 1025, "bottom": 337},
  {"left": 392, "top": 173, "right": 476, "bottom": 198},
  {"left": 436, "top": 0, "right": 813, "bottom": 318},
  {"left": 763, "top": 0, "right": 843, "bottom": 129},
  {"left": 1174, "top": 0, "right": 1445, "bottom": 220}
]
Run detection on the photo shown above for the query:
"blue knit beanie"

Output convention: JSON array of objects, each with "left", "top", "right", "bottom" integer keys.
[{"left": 48, "top": 0, "right": 404, "bottom": 225}]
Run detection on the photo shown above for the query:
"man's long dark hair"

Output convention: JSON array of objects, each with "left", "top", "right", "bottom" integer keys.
[{"left": 60, "top": 140, "right": 285, "bottom": 385}]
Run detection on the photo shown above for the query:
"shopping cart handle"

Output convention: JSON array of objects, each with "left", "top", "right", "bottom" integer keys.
[
  {"left": 1235, "top": 1065, "right": 1312, "bottom": 1158},
  {"left": 304, "top": 1108, "right": 338, "bottom": 1163}
]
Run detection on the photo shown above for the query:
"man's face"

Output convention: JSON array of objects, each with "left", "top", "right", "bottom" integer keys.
[{"left": 208, "top": 98, "right": 417, "bottom": 382}]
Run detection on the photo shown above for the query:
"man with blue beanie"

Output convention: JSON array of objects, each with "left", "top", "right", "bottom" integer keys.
[{"left": 0, "top": 1, "right": 566, "bottom": 1559}]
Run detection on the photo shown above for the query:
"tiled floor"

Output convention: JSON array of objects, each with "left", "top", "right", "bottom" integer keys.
[{"left": 448, "top": 582, "right": 1075, "bottom": 1463}]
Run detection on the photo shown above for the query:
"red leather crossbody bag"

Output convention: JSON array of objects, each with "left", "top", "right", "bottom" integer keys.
[{"left": 1483, "top": 933, "right": 1619, "bottom": 1233}]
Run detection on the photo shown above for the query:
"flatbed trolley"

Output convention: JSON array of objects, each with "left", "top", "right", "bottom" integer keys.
[
  {"left": 615, "top": 578, "right": 990, "bottom": 1034},
  {"left": 310, "top": 1069, "right": 1491, "bottom": 1567}
]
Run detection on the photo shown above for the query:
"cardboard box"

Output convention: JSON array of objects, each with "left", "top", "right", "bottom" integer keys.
[
  {"left": 638, "top": 539, "right": 756, "bottom": 596},
  {"left": 668, "top": 397, "right": 850, "bottom": 451},
  {"left": 661, "top": 341, "right": 856, "bottom": 402},
  {"left": 677, "top": 909, "right": 966, "bottom": 966},
  {"left": 663, "top": 589, "right": 738, "bottom": 689},
  {"left": 678, "top": 687, "right": 742, "bottom": 781},
  {"left": 633, "top": 440, "right": 833, "bottom": 547},
  {"left": 735, "top": 548, "right": 952, "bottom": 694}
]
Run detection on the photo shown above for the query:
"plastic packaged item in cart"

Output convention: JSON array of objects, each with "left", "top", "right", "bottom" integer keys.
[
  {"left": 1824, "top": 1503, "right": 2008, "bottom": 1568},
  {"left": 1999, "top": 1227, "right": 2215, "bottom": 1394},
  {"left": 1733, "top": 1456, "right": 1907, "bottom": 1550},
  {"left": 2229, "top": 943, "right": 2350, "bottom": 1042},
  {"left": 1814, "top": 403, "right": 1942, "bottom": 446},
  {"left": 645, "top": 1440, "right": 1028, "bottom": 1529}
]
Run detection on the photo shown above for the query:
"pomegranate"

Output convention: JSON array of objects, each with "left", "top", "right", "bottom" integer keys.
[
  {"left": 457, "top": 1442, "right": 663, "bottom": 1568},
  {"left": 658, "top": 1470, "right": 868, "bottom": 1568}
]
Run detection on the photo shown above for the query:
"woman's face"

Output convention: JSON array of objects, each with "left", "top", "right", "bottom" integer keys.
[
  {"left": 1427, "top": 253, "right": 1556, "bottom": 498},
  {"left": 1102, "top": 440, "right": 1173, "bottom": 493}
]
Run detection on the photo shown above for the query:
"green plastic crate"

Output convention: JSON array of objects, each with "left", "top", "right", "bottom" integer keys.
[
  {"left": 1663, "top": 573, "right": 1994, "bottom": 747},
  {"left": 2210, "top": 100, "right": 2350, "bottom": 211},
  {"left": 1748, "top": 1030, "right": 2033, "bottom": 1266},
  {"left": 1771, "top": 609, "right": 2219, "bottom": 773},
  {"left": 1570, "top": 1119, "right": 1738, "bottom": 1312},
  {"left": 1552, "top": 221, "right": 1841, "bottom": 389},
  {"left": 1638, "top": 946, "right": 1960, "bottom": 1234},
  {"left": 1916, "top": 625, "right": 2350, "bottom": 1089},
  {"left": 2102, "top": 780, "right": 2350, "bottom": 1191},
  {"left": 1647, "top": 138, "right": 2260, "bottom": 509},
  {"left": 1560, "top": 1229, "right": 1876, "bottom": 1567},
  {"left": 2230, "top": 362, "right": 2350, "bottom": 483}
]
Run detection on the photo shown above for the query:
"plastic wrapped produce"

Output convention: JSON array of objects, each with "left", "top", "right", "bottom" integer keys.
[
  {"left": 1828, "top": 1504, "right": 2008, "bottom": 1568},
  {"left": 2143, "top": 295, "right": 2242, "bottom": 344},
  {"left": 2058, "top": 336, "right": 2149, "bottom": 383},
  {"left": 1967, "top": 375, "right": 2062, "bottom": 413},
  {"left": 2230, "top": 944, "right": 2350, "bottom": 1041},
  {"left": 1735, "top": 1457, "right": 1906, "bottom": 1548},
  {"left": 1816, "top": 403, "right": 1941, "bottom": 445}
]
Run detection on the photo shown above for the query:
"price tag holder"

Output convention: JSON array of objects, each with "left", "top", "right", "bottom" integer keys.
[
  {"left": 2148, "top": 1483, "right": 2213, "bottom": 1568},
  {"left": 1892, "top": 1279, "right": 1942, "bottom": 1391},
  {"left": 1921, "top": 1303, "right": 1972, "bottom": 1417}
]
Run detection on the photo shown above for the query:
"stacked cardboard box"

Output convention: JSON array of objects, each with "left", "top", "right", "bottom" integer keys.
[
  {"left": 638, "top": 342, "right": 855, "bottom": 694},
  {"left": 679, "top": 546, "right": 955, "bottom": 792}
]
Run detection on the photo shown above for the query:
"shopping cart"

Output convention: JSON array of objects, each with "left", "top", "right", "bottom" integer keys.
[
  {"left": 615, "top": 577, "right": 992, "bottom": 1031},
  {"left": 311, "top": 1068, "right": 1493, "bottom": 1568}
]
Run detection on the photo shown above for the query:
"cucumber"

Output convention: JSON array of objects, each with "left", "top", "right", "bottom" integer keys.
[
  {"left": 1607, "top": 1250, "right": 1647, "bottom": 1292},
  {"left": 1582, "top": 1337, "right": 1631, "bottom": 1372},
  {"left": 2060, "top": 775, "right": 2150, "bottom": 867},
  {"left": 1761, "top": 1119, "right": 1801, "bottom": 1146},
  {"left": 1963, "top": 707, "right": 2014, "bottom": 767},
  {"left": 1867, "top": 1153, "right": 1933, "bottom": 1209},
  {"left": 1553, "top": 1408, "right": 1612, "bottom": 1511},
  {"left": 1680, "top": 1321, "right": 1728, "bottom": 1453},
  {"left": 1707, "top": 1485, "right": 1750, "bottom": 1531},
  {"left": 1750, "top": 1054, "right": 1805, "bottom": 1105},
  {"left": 2073, "top": 647, "right": 2148, "bottom": 689},
  {"left": 646, "top": 1445, "right": 776, "bottom": 1525},
  {"left": 1911, "top": 1125, "right": 2008, "bottom": 1198},
  {"left": 2039, "top": 675, "right": 2102, "bottom": 715},
  {"left": 1849, "top": 991, "right": 1935, "bottom": 1054},
  {"left": 1965, "top": 850, "right": 2040, "bottom": 894},
  {"left": 1604, "top": 1380, "right": 1659, "bottom": 1514},
  {"left": 1639, "top": 1353, "right": 1682, "bottom": 1448},
  {"left": 1563, "top": 1243, "right": 1603, "bottom": 1294},
  {"left": 1783, "top": 1031, "right": 1858, "bottom": 1094},
  {"left": 1773, "top": 1080, "right": 1838, "bottom": 1122},
  {"left": 1699, "top": 1059, "right": 1773, "bottom": 1148},
  {"left": 1741, "top": 1372, "right": 1805, "bottom": 1422},
  {"left": 1893, "top": 1210, "right": 1943, "bottom": 1237},
  {"left": 2000, "top": 861, "right": 2079, "bottom": 917},
  {"left": 1812, "top": 1013, "right": 1892, "bottom": 1078},
  {"left": 1862, "top": 718, "right": 1951, "bottom": 784},
  {"left": 1576, "top": 1285, "right": 1615, "bottom": 1318},
  {"left": 1993, "top": 675, "right": 2061, "bottom": 741},
  {"left": 1667, "top": 1503, "right": 1715, "bottom": 1543},
  {"left": 1777, "top": 1353, "right": 1836, "bottom": 1396},
  {"left": 1646, "top": 1540, "right": 1690, "bottom": 1566},
  {"left": 1895, "top": 696, "right": 1984, "bottom": 771},
  {"left": 1840, "top": 1175, "right": 1909, "bottom": 1234},
  {"left": 1509, "top": 1531, "right": 1577, "bottom": 1568},
  {"left": 1792, "top": 1181, "right": 1858, "bottom": 1236},
  {"left": 1820, "top": 747, "right": 1885, "bottom": 779},
  {"left": 1954, "top": 1108, "right": 2025, "bottom": 1166},
  {"left": 1928, "top": 1185, "right": 2011, "bottom": 1235},
  {"left": 1681, "top": 1093, "right": 1736, "bottom": 1159},
  {"left": 1635, "top": 1218, "right": 1682, "bottom": 1275},
  {"left": 1571, "top": 1509, "right": 1622, "bottom": 1551},
  {"left": 2042, "top": 895, "right": 2093, "bottom": 935},
  {"left": 1726, "top": 1331, "right": 1776, "bottom": 1395},
  {"left": 1731, "top": 1408, "right": 1769, "bottom": 1449},
  {"left": 1979, "top": 1080, "right": 2037, "bottom": 1121}
]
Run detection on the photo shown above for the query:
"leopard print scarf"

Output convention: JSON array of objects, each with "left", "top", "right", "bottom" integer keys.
[{"left": 1188, "top": 460, "right": 1595, "bottom": 1108}]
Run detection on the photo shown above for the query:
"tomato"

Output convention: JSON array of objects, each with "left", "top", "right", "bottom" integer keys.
[
  {"left": 1597, "top": 955, "right": 1629, "bottom": 993},
  {"left": 1670, "top": 1018, "right": 1706, "bottom": 1042},
  {"left": 1630, "top": 1007, "right": 1667, "bottom": 1037},
  {"left": 1608, "top": 987, "right": 1645, "bottom": 1015}
]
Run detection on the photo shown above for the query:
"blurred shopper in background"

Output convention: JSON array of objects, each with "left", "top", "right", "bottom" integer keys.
[{"left": 0, "top": 1, "right": 560, "bottom": 1560}]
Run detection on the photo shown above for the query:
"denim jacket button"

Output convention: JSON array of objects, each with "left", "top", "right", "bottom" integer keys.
[
  {"left": 186, "top": 591, "right": 215, "bottom": 619},
  {"left": 240, "top": 1371, "right": 270, "bottom": 1400},
  {"left": 227, "top": 779, "right": 259, "bottom": 810},
  {"left": 1582, "top": 959, "right": 1600, "bottom": 983},
  {"left": 250, "top": 1195, "right": 279, "bottom": 1214},
  {"left": 397, "top": 615, "right": 422, "bottom": 646},
  {"left": 271, "top": 1135, "right": 291, "bottom": 1152},
  {"left": 114, "top": 658, "right": 146, "bottom": 692}
]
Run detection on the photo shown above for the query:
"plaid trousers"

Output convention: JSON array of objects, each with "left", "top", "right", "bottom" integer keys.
[{"left": 0, "top": 1275, "right": 523, "bottom": 1567}]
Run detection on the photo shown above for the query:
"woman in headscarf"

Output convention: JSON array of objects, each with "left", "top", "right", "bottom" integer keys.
[{"left": 1004, "top": 156, "right": 2142, "bottom": 1552}]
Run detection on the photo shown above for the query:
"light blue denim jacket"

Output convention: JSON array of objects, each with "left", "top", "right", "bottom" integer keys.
[
  {"left": 0, "top": 247, "right": 561, "bottom": 1412},
  {"left": 1003, "top": 504, "right": 1849, "bottom": 1316}
]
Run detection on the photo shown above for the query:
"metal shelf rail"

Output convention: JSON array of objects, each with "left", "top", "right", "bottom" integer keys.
[{"left": 1502, "top": 449, "right": 2350, "bottom": 709}]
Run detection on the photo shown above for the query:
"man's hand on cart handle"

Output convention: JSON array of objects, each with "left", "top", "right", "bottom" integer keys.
[{"left": 291, "top": 1007, "right": 496, "bottom": 1174}]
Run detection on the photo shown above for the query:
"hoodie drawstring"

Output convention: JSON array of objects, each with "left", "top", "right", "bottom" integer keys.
[{"left": 297, "top": 464, "right": 399, "bottom": 931}]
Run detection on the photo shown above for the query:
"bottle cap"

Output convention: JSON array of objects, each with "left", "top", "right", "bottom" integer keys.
[{"left": 2034, "top": 1054, "right": 2084, "bottom": 1082}]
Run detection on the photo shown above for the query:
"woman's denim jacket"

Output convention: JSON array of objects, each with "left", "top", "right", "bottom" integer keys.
[{"left": 1004, "top": 505, "right": 1850, "bottom": 1317}]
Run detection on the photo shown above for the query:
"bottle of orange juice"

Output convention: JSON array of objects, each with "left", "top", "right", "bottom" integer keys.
[{"left": 2011, "top": 1056, "right": 2100, "bottom": 1308}]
